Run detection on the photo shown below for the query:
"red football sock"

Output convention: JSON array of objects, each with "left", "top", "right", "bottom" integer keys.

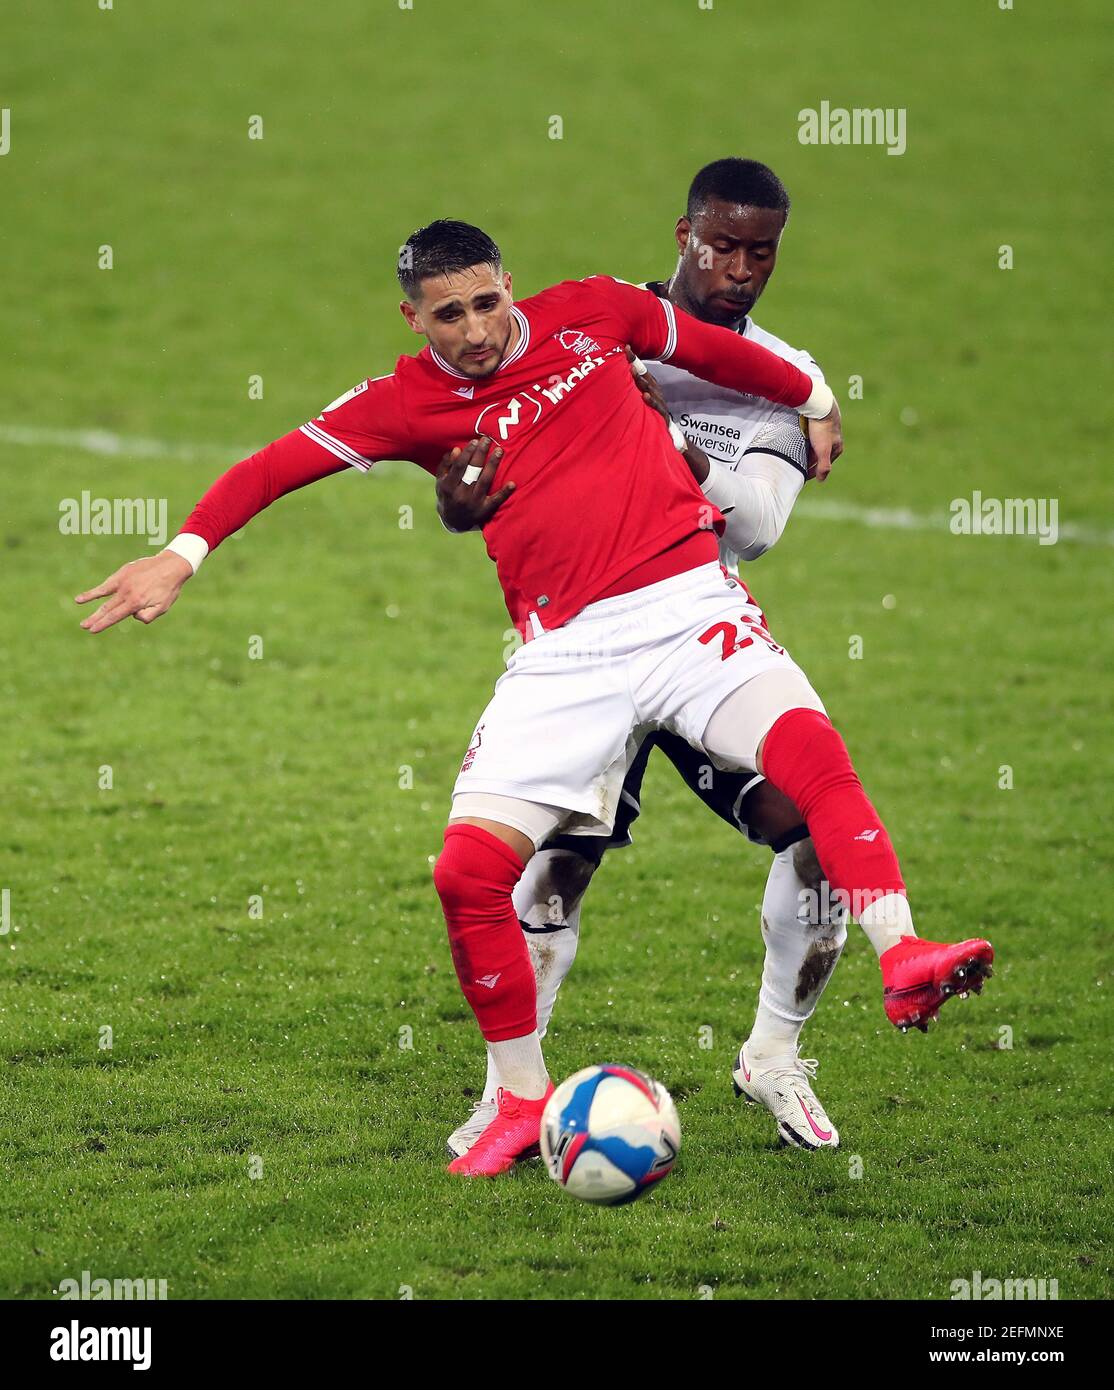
[
  {"left": 432, "top": 824, "right": 538, "bottom": 1043},
  {"left": 760, "top": 708, "right": 906, "bottom": 912}
]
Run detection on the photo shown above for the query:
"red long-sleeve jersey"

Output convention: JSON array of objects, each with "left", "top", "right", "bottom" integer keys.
[{"left": 180, "top": 276, "right": 817, "bottom": 638}]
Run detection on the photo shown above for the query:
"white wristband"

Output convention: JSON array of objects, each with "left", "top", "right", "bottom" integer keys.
[
  {"left": 668, "top": 421, "right": 688, "bottom": 452},
  {"left": 164, "top": 532, "right": 209, "bottom": 574},
  {"left": 798, "top": 379, "right": 835, "bottom": 421}
]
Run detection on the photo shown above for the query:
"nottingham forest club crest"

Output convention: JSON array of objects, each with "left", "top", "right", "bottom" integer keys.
[{"left": 556, "top": 328, "right": 600, "bottom": 357}]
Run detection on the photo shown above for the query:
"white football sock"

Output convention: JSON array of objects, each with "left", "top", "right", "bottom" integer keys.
[
  {"left": 480, "top": 848, "right": 592, "bottom": 1104},
  {"left": 748, "top": 1000, "right": 804, "bottom": 1061},
  {"left": 858, "top": 891, "right": 916, "bottom": 958},
  {"left": 747, "top": 840, "right": 847, "bottom": 1062},
  {"left": 482, "top": 1048, "right": 499, "bottom": 1105},
  {"left": 487, "top": 1031, "right": 549, "bottom": 1100},
  {"left": 531, "top": 912, "right": 582, "bottom": 1038}
]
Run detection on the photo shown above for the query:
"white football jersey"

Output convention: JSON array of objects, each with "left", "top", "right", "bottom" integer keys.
[{"left": 641, "top": 285, "right": 825, "bottom": 573}]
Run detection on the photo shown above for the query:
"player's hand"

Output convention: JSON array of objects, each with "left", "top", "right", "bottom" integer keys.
[
  {"left": 436, "top": 436, "right": 515, "bottom": 531},
  {"left": 75, "top": 551, "right": 194, "bottom": 633},
  {"left": 627, "top": 348, "right": 710, "bottom": 485},
  {"left": 805, "top": 396, "right": 843, "bottom": 482},
  {"left": 626, "top": 347, "right": 671, "bottom": 423}
]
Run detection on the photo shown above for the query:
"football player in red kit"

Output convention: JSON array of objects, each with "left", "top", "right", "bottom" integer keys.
[{"left": 76, "top": 220, "right": 994, "bottom": 1177}]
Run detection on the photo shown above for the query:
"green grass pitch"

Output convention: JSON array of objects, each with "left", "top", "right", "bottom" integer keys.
[{"left": 1, "top": 0, "right": 1111, "bottom": 1299}]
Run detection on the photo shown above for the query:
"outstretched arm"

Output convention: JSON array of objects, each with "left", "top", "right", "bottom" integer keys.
[
  {"left": 75, "top": 429, "right": 348, "bottom": 634},
  {"left": 75, "top": 372, "right": 408, "bottom": 634}
]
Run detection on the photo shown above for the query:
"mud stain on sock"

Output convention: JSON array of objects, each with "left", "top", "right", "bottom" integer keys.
[
  {"left": 796, "top": 936, "right": 841, "bottom": 1005},
  {"left": 529, "top": 941, "right": 557, "bottom": 985}
]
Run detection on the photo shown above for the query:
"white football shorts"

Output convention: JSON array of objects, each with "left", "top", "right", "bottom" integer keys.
[{"left": 451, "top": 561, "right": 816, "bottom": 838}]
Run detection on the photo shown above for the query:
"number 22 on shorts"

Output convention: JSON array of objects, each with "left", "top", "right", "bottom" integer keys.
[{"left": 697, "top": 615, "right": 783, "bottom": 661}]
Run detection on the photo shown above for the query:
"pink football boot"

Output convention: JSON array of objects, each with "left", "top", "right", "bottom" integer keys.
[{"left": 881, "top": 935, "right": 994, "bottom": 1031}]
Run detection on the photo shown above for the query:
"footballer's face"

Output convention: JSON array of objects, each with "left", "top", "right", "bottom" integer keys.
[
  {"left": 671, "top": 199, "right": 785, "bottom": 327},
  {"left": 401, "top": 264, "right": 517, "bottom": 378}
]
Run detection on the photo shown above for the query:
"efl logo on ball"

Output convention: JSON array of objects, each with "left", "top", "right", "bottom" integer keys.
[{"left": 540, "top": 1064, "right": 681, "bottom": 1205}]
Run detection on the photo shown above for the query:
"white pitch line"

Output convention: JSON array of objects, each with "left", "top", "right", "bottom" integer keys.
[
  {"left": 4, "top": 423, "right": 1112, "bottom": 547},
  {"left": 794, "top": 496, "right": 1112, "bottom": 547},
  {"left": 0, "top": 423, "right": 242, "bottom": 463}
]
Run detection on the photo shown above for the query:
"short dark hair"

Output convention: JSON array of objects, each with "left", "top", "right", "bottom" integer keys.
[
  {"left": 397, "top": 219, "right": 502, "bottom": 299},
  {"left": 686, "top": 158, "right": 791, "bottom": 221}
]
